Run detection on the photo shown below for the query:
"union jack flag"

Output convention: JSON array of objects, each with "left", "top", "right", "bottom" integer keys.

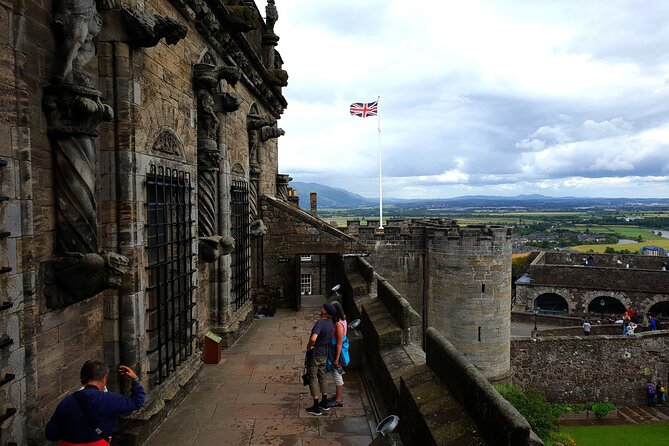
[{"left": 350, "top": 101, "right": 378, "bottom": 117}]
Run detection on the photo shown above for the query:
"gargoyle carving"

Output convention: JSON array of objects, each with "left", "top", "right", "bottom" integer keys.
[
  {"left": 44, "top": 251, "right": 129, "bottom": 309},
  {"left": 223, "top": 5, "right": 258, "bottom": 33},
  {"left": 250, "top": 219, "right": 267, "bottom": 237},
  {"left": 266, "top": 69, "right": 288, "bottom": 87},
  {"left": 261, "top": 125, "right": 285, "bottom": 142},
  {"left": 199, "top": 235, "right": 235, "bottom": 263},
  {"left": 54, "top": 0, "right": 102, "bottom": 84},
  {"left": 122, "top": 6, "right": 187, "bottom": 48}
]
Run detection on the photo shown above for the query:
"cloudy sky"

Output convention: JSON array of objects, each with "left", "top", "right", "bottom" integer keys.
[{"left": 259, "top": 0, "right": 669, "bottom": 198}]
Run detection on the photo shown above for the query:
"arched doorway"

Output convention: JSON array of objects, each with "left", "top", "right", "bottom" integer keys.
[
  {"left": 648, "top": 301, "right": 669, "bottom": 318},
  {"left": 588, "top": 296, "right": 625, "bottom": 316},
  {"left": 534, "top": 293, "right": 569, "bottom": 314}
]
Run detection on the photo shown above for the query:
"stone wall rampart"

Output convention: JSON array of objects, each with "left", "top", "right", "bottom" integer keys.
[
  {"left": 426, "top": 328, "right": 538, "bottom": 445},
  {"left": 511, "top": 331, "right": 669, "bottom": 404}
]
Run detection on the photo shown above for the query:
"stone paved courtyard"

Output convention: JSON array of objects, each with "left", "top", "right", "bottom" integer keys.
[{"left": 144, "top": 296, "right": 375, "bottom": 445}]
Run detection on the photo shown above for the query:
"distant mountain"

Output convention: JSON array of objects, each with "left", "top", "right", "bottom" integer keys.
[
  {"left": 290, "top": 182, "right": 374, "bottom": 208},
  {"left": 288, "top": 183, "right": 669, "bottom": 209}
]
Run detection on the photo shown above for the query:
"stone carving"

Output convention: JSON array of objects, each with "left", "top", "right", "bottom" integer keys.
[
  {"left": 223, "top": 5, "right": 258, "bottom": 33},
  {"left": 44, "top": 251, "right": 129, "bottom": 309},
  {"left": 121, "top": 6, "right": 187, "bottom": 48},
  {"left": 43, "top": 8, "right": 129, "bottom": 306},
  {"left": 265, "top": 0, "right": 278, "bottom": 34},
  {"left": 194, "top": 63, "right": 241, "bottom": 262},
  {"left": 247, "top": 110, "right": 273, "bottom": 168},
  {"left": 276, "top": 174, "right": 292, "bottom": 202},
  {"left": 152, "top": 129, "right": 183, "bottom": 157},
  {"left": 266, "top": 69, "right": 289, "bottom": 87},
  {"left": 43, "top": 85, "right": 113, "bottom": 254},
  {"left": 250, "top": 219, "right": 267, "bottom": 237},
  {"left": 54, "top": 0, "right": 102, "bottom": 83},
  {"left": 199, "top": 235, "right": 235, "bottom": 263},
  {"left": 261, "top": 125, "right": 285, "bottom": 142}
]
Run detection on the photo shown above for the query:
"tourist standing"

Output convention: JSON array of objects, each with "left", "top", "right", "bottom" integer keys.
[
  {"left": 656, "top": 381, "right": 665, "bottom": 406},
  {"left": 646, "top": 381, "right": 656, "bottom": 407},
  {"left": 623, "top": 315, "right": 630, "bottom": 335},
  {"left": 45, "top": 360, "right": 145, "bottom": 445},
  {"left": 650, "top": 315, "right": 658, "bottom": 331},
  {"left": 582, "top": 318, "right": 591, "bottom": 336},
  {"left": 327, "top": 301, "right": 348, "bottom": 408},
  {"left": 305, "top": 303, "right": 335, "bottom": 416}
]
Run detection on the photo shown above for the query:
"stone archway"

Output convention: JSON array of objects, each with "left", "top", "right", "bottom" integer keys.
[
  {"left": 534, "top": 293, "right": 569, "bottom": 314},
  {"left": 587, "top": 296, "right": 625, "bottom": 315},
  {"left": 648, "top": 301, "right": 669, "bottom": 318}
]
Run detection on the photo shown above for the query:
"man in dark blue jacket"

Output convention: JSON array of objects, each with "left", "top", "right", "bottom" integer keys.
[{"left": 46, "top": 360, "right": 146, "bottom": 445}]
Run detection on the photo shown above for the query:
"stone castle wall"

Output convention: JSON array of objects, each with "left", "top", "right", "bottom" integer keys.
[
  {"left": 511, "top": 331, "right": 669, "bottom": 404},
  {"left": 0, "top": 0, "right": 288, "bottom": 443},
  {"left": 350, "top": 219, "right": 513, "bottom": 380}
]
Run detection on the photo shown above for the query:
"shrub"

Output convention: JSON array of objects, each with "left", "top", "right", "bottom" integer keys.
[
  {"left": 495, "top": 384, "right": 560, "bottom": 442},
  {"left": 591, "top": 402, "right": 616, "bottom": 419}
]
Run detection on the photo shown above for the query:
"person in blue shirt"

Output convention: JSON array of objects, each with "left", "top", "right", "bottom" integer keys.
[
  {"left": 45, "top": 360, "right": 146, "bottom": 445},
  {"left": 305, "top": 303, "right": 335, "bottom": 416}
]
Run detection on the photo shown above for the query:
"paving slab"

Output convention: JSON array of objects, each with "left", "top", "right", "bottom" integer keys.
[{"left": 143, "top": 301, "right": 375, "bottom": 445}]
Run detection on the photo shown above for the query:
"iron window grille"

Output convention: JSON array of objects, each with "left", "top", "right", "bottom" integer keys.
[
  {"left": 230, "top": 180, "right": 251, "bottom": 311},
  {"left": 145, "top": 165, "right": 196, "bottom": 386}
]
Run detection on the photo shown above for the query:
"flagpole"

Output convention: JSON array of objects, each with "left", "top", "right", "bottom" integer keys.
[{"left": 378, "top": 96, "right": 383, "bottom": 229}]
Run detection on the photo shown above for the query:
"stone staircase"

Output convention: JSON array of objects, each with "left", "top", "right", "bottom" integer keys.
[{"left": 617, "top": 405, "right": 669, "bottom": 424}]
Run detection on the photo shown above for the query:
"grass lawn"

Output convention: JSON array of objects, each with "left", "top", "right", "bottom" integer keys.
[
  {"left": 571, "top": 239, "right": 669, "bottom": 253},
  {"left": 561, "top": 422, "right": 669, "bottom": 445}
]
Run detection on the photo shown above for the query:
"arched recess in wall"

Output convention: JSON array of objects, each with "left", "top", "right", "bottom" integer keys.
[
  {"left": 648, "top": 301, "right": 669, "bottom": 318},
  {"left": 587, "top": 296, "right": 625, "bottom": 315},
  {"left": 231, "top": 163, "right": 245, "bottom": 181},
  {"left": 534, "top": 293, "right": 568, "bottom": 314}
]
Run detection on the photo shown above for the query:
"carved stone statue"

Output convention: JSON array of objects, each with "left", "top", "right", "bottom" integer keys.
[
  {"left": 250, "top": 219, "right": 267, "bottom": 237},
  {"left": 199, "top": 235, "right": 235, "bottom": 263},
  {"left": 44, "top": 251, "right": 129, "bottom": 309},
  {"left": 54, "top": 0, "right": 102, "bottom": 83},
  {"left": 246, "top": 112, "right": 273, "bottom": 168},
  {"left": 265, "top": 0, "right": 278, "bottom": 34},
  {"left": 194, "top": 63, "right": 242, "bottom": 262},
  {"left": 122, "top": 6, "right": 187, "bottom": 47}
]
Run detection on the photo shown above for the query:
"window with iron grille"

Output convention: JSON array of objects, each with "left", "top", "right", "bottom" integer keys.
[
  {"left": 145, "top": 165, "right": 196, "bottom": 386},
  {"left": 300, "top": 274, "right": 312, "bottom": 295},
  {"left": 230, "top": 180, "right": 250, "bottom": 311}
]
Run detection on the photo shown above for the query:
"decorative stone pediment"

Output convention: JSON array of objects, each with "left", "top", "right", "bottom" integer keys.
[{"left": 152, "top": 129, "right": 184, "bottom": 158}]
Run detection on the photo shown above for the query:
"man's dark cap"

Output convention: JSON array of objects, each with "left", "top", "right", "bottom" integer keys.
[{"left": 324, "top": 303, "right": 336, "bottom": 318}]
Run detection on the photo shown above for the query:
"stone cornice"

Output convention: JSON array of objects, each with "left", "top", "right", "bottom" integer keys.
[{"left": 168, "top": 0, "right": 287, "bottom": 118}]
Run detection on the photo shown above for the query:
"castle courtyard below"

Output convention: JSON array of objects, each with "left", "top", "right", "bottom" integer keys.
[{"left": 144, "top": 296, "right": 376, "bottom": 446}]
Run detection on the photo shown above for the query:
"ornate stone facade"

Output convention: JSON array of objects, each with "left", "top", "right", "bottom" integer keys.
[{"left": 0, "top": 0, "right": 287, "bottom": 443}]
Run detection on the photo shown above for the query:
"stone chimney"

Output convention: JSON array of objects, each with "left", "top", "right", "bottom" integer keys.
[
  {"left": 310, "top": 192, "right": 317, "bottom": 217},
  {"left": 287, "top": 188, "right": 299, "bottom": 207}
]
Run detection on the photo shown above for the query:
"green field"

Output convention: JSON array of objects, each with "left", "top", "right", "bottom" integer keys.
[
  {"left": 571, "top": 239, "right": 669, "bottom": 253},
  {"left": 561, "top": 423, "right": 669, "bottom": 445}
]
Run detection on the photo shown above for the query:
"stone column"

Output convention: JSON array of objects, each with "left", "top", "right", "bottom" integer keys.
[{"left": 276, "top": 174, "right": 292, "bottom": 202}]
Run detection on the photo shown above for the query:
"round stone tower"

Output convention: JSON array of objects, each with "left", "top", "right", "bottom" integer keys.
[{"left": 427, "top": 224, "right": 512, "bottom": 380}]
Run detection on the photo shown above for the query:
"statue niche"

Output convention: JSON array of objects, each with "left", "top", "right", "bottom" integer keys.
[{"left": 194, "top": 62, "right": 242, "bottom": 263}]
